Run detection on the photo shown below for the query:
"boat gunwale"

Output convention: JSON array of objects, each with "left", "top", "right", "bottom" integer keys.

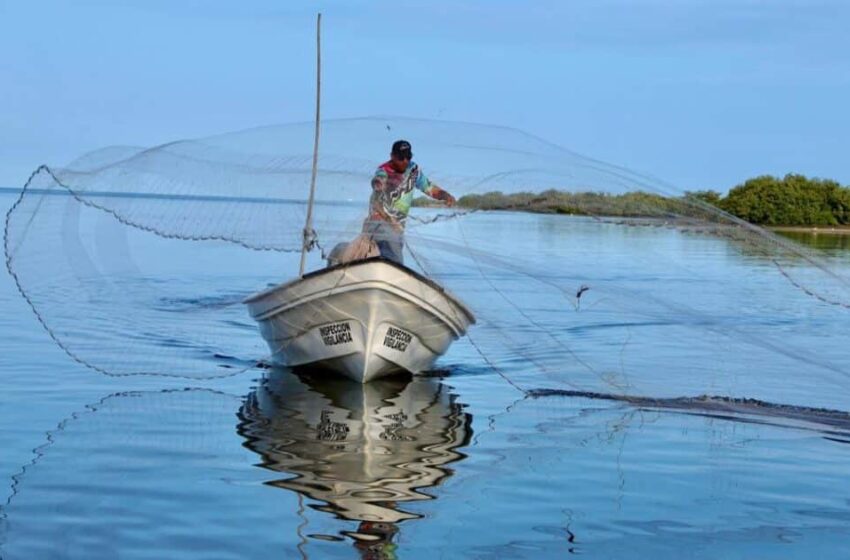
[
  {"left": 243, "top": 257, "right": 476, "bottom": 325},
  {"left": 252, "top": 279, "right": 468, "bottom": 339}
]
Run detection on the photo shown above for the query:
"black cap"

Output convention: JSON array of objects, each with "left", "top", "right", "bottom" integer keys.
[{"left": 391, "top": 140, "right": 413, "bottom": 160}]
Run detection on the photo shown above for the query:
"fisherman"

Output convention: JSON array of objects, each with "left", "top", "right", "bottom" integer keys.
[{"left": 363, "top": 140, "right": 456, "bottom": 264}]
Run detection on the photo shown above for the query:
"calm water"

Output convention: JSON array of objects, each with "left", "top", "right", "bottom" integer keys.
[
  {"left": 2, "top": 191, "right": 850, "bottom": 559},
  {"left": 777, "top": 229, "right": 850, "bottom": 253}
]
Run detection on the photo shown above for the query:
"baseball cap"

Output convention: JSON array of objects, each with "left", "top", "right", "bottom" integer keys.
[{"left": 391, "top": 140, "right": 413, "bottom": 160}]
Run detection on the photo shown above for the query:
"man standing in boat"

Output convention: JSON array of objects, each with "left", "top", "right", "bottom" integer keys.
[{"left": 364, "top": 140, "right": 456, "bottom": 264}]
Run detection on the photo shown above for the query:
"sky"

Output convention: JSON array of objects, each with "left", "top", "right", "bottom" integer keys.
[{"left": 1, "top": 0, "right": 849, "bottom": 191}]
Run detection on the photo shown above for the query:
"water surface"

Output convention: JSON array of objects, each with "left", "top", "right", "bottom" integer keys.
[{"left": 2, "top": 192, "right": 850, "bottom": 559}]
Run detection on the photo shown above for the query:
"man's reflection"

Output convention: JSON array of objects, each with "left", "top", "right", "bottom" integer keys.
[{"left": 236, "top": 370, "right": 472, "bottom": 558}]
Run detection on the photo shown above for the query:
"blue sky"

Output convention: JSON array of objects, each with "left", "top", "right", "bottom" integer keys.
[{"left": 2, "top": 0, "right": 849, "bottom": 191}]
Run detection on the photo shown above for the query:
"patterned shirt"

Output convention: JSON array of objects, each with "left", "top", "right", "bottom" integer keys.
[{"left": 368, "top": 161, "right": 450, "bottom": 230}]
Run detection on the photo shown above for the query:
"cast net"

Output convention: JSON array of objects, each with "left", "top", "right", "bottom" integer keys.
[{"left": 5, "top": 117, "right": 850, "bottom": 409}]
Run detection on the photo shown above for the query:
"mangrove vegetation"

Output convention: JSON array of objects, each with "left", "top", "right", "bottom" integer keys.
[{"left": 415, "top": 174, "right": 850, "bottom": 227}]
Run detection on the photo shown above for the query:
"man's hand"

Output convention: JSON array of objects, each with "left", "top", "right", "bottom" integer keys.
[
  {"left": 372, "top": 176, "right": 387, "bottom": 192},
  {"left": 444, "top": 194, "right": 456, "bottom": 207}
]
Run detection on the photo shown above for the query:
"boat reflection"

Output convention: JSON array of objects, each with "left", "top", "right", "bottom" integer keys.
[{"left": 236, "top": 370, "right": 473, "bottom": 556}]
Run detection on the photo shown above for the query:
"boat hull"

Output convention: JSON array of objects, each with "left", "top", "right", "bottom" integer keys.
[{"left": 244, "top": 258, "right": 475, "bottom": 383}]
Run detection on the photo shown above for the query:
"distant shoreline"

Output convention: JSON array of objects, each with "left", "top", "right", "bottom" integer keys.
[
  {"left": 418, "top": 174, "right": 850, "bottom": 230},
  {"left": 418, "top": 201, "right": 850, "bottom": 235}
]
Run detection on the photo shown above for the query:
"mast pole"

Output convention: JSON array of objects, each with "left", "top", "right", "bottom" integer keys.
[{"left": 299, "top": 12, "right": 322, "bottom": 276}]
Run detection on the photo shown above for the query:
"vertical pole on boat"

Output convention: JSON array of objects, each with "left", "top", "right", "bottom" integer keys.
[{"left": 299, "top": 12, "right": 322, "bottom": 277}]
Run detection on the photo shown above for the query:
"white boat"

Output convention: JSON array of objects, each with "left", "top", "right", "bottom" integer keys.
[
  {"left": 243, "top": 21, "right": 474, "bottom": 382},
  {"left": 244, "top": 257, "right": 476, "bottom": 383}
]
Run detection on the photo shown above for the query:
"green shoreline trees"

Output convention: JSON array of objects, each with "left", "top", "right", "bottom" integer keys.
[
  {"left": 702, "top": 174, "right": 850, "bottom": 226},
  {"left": 414, "top": 174, "right": 850, "bottom": 227}
]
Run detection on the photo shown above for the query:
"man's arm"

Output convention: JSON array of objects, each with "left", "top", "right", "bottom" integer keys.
[
  {"left": 415, "top": 169, "right": 456, "bottom": 207},
  {"left": 372, "top": 168, "right": 388, "bottom": 191}
]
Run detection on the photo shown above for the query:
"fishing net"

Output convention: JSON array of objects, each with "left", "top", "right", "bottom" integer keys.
[
  {"left": 0, "top": 376, "right": 472, "bottom": 557},
  {"left": 5, "top": 117, "right": 850, "bottom": 409}
]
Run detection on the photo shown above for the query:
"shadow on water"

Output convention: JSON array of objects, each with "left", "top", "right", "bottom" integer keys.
[
  {"left": 236, "top": 368, "right": 473, "bottom": 559},
  {"left": 529, "top": 389, "right": 850, "bottom": 444}
]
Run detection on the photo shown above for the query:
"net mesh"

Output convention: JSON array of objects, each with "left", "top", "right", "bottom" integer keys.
[{"left": 5, "top": 117, "right": 850, "bottom": 408}]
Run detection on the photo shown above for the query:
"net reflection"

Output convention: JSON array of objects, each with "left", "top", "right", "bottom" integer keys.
[{"left": 236, "top": 370, "right": 473, "bottom": 554}]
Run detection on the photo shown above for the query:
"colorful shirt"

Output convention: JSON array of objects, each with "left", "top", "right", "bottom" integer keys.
[{"left": 368, "top": 161, "right": 450, "bottom": 230}]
